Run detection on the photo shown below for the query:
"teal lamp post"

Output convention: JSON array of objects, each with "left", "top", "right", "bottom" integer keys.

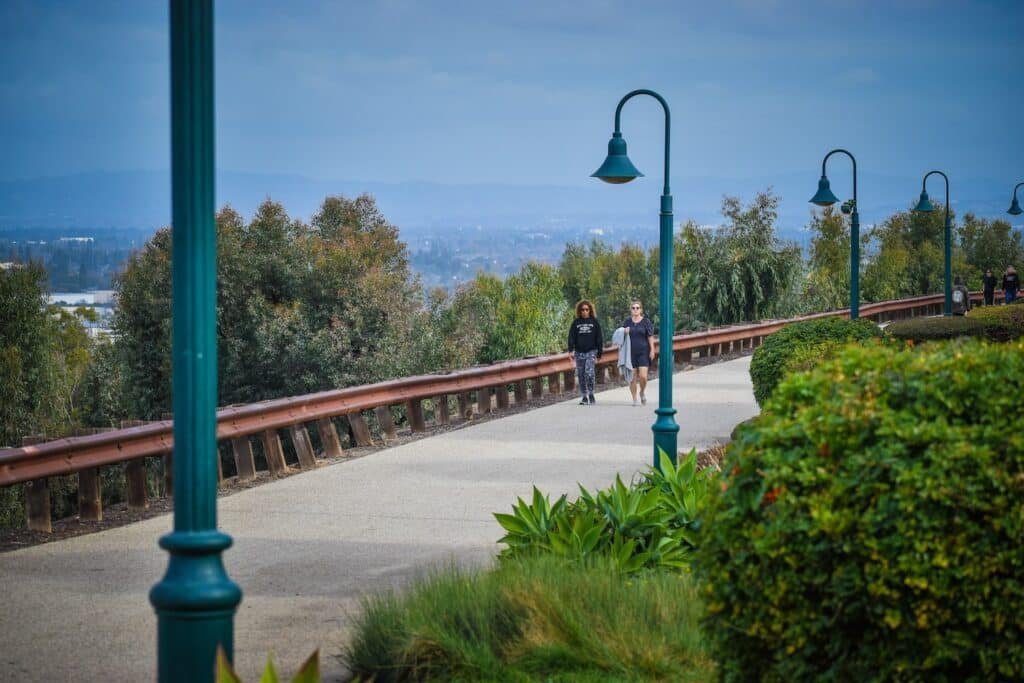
[
  {"left": 1009, "top": 183, "right": 1023, "bottom": 216},
  {"left": 912, "top": 171, "right": 953, "bottom": 316},
  {"left": 592, "top": 89, "right": 679, "bottom": 467},
  {"left": 809, "top": 149, "right": 860, "bottom": 319},
  {"left": 149, "top": 1, "right": 241, "bottom": 681}
]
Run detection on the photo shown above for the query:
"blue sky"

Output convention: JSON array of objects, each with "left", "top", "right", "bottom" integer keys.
[{"left": 1, "top": 0, "right": 1022, "bottom": 197}]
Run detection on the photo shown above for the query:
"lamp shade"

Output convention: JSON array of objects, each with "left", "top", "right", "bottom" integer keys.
[
  {"left": 1009, "top": 196, "right": 1023, "bottom": 216},
  {"left": 809, "top": 176, "right": 839, "bottom": 206},
  {"left": 591, "top": 132, "right": 643, "bottom": 184},
  {"left": 913, "top": 190, "right": 935, "bottom": 213}
]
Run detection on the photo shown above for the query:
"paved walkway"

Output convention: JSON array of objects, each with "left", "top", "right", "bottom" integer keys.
[{"left": 0, "top": 356, "right": 757, "bottom": 682}]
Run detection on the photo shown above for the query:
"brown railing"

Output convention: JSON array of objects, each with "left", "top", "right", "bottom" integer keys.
[{"left": 0, "top": 291, "right": 979, "bottom": 532}]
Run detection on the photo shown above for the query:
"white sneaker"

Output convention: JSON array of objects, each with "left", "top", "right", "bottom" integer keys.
[
  {"left": 632, "top": 398, "right": 638, "bottom": 406},
  {"left": 640, "top": 391, "right": 647, "bottom": 405}
]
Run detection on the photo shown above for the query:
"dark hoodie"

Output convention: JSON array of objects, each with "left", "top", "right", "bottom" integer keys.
[{"left": 568, "top": 316, "right": 604, "bottom": 357}]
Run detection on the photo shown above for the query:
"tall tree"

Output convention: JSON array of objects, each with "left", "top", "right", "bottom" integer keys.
[{"left": 677, "top": 190, "right": 803, "bottom": 327}]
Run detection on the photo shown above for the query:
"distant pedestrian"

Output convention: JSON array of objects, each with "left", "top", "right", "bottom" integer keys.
[
  {"left": 1004, "top": 266, "right": 1020, "bottom": 304},
  {"left": 951, "top": 276, "right": 970, "bottom": 316},
  {"left": 567, "top": 300, "right": 603, "bottom": 405},
  {"left": 620, "top": 299, "right": 655, "bottom": 407},
  {"left": 982, "top": 269, "right": 998, "bottom": 306}
]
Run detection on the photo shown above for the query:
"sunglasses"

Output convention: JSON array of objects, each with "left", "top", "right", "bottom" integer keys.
[{"left": 631, "top": 305, "right": 641, "bottom": 309}]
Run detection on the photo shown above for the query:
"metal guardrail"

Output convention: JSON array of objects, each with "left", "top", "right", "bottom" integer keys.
[{"left": 0, "top": 291, "right": 982, "bottom": 531}]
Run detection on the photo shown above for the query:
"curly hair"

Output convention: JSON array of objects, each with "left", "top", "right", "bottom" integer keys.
[{"left": 575, "top": 299, "right": 597, "bottom": 318}]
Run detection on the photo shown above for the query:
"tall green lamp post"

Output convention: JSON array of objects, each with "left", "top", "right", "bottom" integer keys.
[
  {"left": 1008, "top": 182, "right": 1024, "bottom": 216},
  {"left": 912, "top": 171, "right": 953, "bottom": 316},
  {"left": 149, "top": 1, "right": 242, "bottom": 681},
  {"left": 809, "top": 149, "right": 860, "bottom": 320},
  {"left": 591, "top": 89, "right": 679, "bottom": 467}
]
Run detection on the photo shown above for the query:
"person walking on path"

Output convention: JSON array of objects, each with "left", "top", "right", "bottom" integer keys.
[
  {"left": 619, "top": 299, "right": 655, "bottom": 407},
  {"left": 952, "top": 275, "right": 971, "bottom": 316},
  {"left": 983, "top": 269, "right": 998, "bottom": 306},
  {"left": 1003, "top": 266, "right": 1020, "bottom": 304},
  {"left": 567, "top": 300, "right": 603, "bottom": 405}
]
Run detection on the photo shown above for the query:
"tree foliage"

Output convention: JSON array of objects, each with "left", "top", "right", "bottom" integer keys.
[{"left": 678, "top": 190, "right": 804, "bottom": 327}]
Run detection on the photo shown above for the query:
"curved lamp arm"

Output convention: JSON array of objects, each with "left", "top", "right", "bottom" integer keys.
[
  {"left": 923, "top": 170, "right": 950, "bottom": 217},
  {"left": 614, "top": 89, "right": 671, "bottom": 196},
  {"left": 1014, "top": 181, "right": 1024, "bottom": 201},
  {"left": 822, "top": 148, "right": 857, "bottom": 205}
]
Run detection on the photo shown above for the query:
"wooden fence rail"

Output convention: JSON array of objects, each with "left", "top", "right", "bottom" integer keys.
[{"left": 0, "top": 291, "right": 982, "bottom": 532}]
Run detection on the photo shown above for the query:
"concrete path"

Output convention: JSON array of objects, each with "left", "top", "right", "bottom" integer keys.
[{"left": 0, "top": 356, "right": 757, "bottom": 682}]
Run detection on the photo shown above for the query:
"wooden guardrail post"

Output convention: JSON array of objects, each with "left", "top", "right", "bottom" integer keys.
[
  {"left": 478, "top": 389, "right": 493, "bottom": 414},
  {"left": 495, "top": 384, "right": 510, "bottom": 410},
  {"left": 457, "top": 392, "right": 473, "bottom": 420},
  {"left": 231, "top": 437, "right": 256, "bottom": 482},
  {"left": 317, "top": 418, "right": 344, "bottom": 458},
  {"left": 348, "top": 412, "right": 374, "bottom": 447},
  {"left": 547, "top": 373, "right": 562, "bottom": 395},
  {"left": 78, "top": 467, "right": 102, "bottom": 522},
  {"left": 261, "top": 429, "right": 288, "bottom": 474},
  {"left": 125, "top": 459, "right": 149, "bottom": 511},
  {"left": 514, "top": 380, "right": 528, "bottom": 405},
  {"left": 563, "top": 369, "right": 575, "bottom": 392},
  {"left": 407, "top": 399, "right": 427, "bottom": 432},
  {"left": 530, "top": 377, "right": 544, "bottom": 399},
  {"left": 374, "top": 406, "right": 398, "bottom": 441},
  {"left": 289, "top": 424, "right": 317, "bottom": 469},
  {"left": 21, "top": 436, "right": 51, "bottom": 532},
  {"left": 432, "top": 395, "right": 450, "bottom": 425},
  {"left": 118, "top": 420, "right": 149, "bottom": 511}
]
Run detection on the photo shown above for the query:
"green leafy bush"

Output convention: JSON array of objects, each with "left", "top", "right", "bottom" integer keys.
[
  {"left": 342, "top": 556, "right": 714, "bottom": 682},
  {"left": 749, "top": 317, "right": 882, "bottom": 406},
  {"left": 967, "top": 302, "right": 1024, "bottom": 336},
  {"left": 886, "top": 315, "right": 1018, "bottom": 342},
  {"left": 699, "top": 340, "right": 1024, "bottom": 682},
  {"left": 494, "top": 450, "right": 712, "bottom": 573}
]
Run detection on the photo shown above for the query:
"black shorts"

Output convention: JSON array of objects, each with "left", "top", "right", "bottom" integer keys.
[{"left": 631, "top": 349, "right": 651, "bottom": 368}]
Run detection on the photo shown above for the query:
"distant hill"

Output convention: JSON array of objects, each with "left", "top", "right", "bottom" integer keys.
[{"left": 1, "top": 170, "right": 1018, "bottom": 240}]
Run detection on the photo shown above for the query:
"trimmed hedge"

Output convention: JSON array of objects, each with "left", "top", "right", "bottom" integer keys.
[
  {"left": 887, "top": 314, "right": 1019, "bottom": 342},
  {"left": 967, "top": 302, "right": 1024, "bottom": 336},
  {"left": 749, "top": 317, "right": 882, "bottom": 406},
  {"left": 699, "top": 340, "right": 1024, "bottom": 682}
]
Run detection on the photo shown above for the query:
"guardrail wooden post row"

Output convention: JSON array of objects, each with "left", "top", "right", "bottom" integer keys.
[{"left": 0, "top": 292, "right": 974, "bottom": 535}]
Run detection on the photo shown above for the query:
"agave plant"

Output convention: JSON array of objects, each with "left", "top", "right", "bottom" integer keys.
[
  {"left": 493, "top": 486, "right": 568, "bottom": 558},
  {"left": 216, "top": 647, "right": 319, "bottom": 683}
]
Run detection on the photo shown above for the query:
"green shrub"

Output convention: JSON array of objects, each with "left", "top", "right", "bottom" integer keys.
[
  {"left": 494, "top": 450, "right": 712, "bottom": 573},
  {"left": 698, "top": 340, "right": 1024, "bottom": 682},
  {"left": 886, "top": 315, "right": 1018, "bottom": 342},
  {"left": 967, "top": 302, "right": 1024, "bottom": 336},
  {"left": 342, "top": 556, "right": 714, "bottom": 682},
  {"left": 749, "top": 317, "right": 882, "bottom": 406}
]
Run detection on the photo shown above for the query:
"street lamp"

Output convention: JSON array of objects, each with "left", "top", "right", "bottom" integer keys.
[
  {"left": 912, "top": 171, "right": 953, "bottom": 316},
  {"left": 150, "top": 2, "right": 241, "bottom": 681},
  {"left": 592, "top": 89, "right": 679, "bottom": 467},
  {"left": 1008, "top": 182, "right": 1023, "bottom": 216},
  {"left": 809, "top": 149, "right": 860, "bottom": 320}
]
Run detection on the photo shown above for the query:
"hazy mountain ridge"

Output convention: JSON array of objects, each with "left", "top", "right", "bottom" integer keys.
[{"left": 1, "top": 170, "right": 1018, "bottom": 240}]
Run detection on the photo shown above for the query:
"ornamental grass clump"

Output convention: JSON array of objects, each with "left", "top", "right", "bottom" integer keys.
[
  {"left": 698, "top": 339, "right": 1024, "bottom": 682},
  {"left": 342, "top": 556, "right": 714, "bottom": 682},
  {"left": 748, "top": 317, "right": 881, "bottom": 406}
]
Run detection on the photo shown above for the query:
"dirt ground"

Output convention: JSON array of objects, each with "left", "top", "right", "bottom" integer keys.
[{"left": 0, "top": 349, "right": 747, "bottom": 552}]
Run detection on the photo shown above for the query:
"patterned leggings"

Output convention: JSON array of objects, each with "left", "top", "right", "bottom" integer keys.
[{"left": 575, "top": 350, "right": 597, "bottom": 397}]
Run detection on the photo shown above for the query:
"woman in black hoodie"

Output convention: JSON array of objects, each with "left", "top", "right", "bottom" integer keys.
[{"left": 567, "top": 300, "right": 603, "bottom": 405}]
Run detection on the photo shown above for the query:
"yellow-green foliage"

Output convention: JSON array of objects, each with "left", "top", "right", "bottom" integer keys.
[
  {"left": 216, "top": 647, "right": 319, "bottom": 683},
  {"left": 699, "top": 340, "right": 1024, "bottom": 682}
]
